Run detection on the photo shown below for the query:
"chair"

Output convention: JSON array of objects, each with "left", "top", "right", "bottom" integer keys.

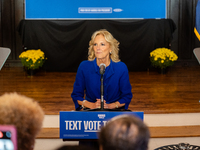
[
  {"left": 0, "top": 47, "right": 11, "bottom": 70},
  {"left": 193, "top": 47, "right": 200, "bottom": 64}
]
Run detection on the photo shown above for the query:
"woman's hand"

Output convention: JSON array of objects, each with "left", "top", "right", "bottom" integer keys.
[
  {"left": 92, "top": 99, "right": 101, "bottom": 109},
  {"left": 79, "top": 99, "right": 101, "bottom": 109},
  {"left": 78, "top": 99, "right": 124, "bottom": 109},
  {"left": 104, "top": 101, "right": 116, "bottom": 109},
  {"left": 96, "top": 99, "right": 116, "bottom": 109},
  {"left": 95, "top": 99, "right": 115, "bottom": 109}
]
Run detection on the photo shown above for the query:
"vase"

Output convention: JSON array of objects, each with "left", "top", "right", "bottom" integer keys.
[
  {"left": 26, "top": 69, "right": 37, "bottom": 76},
  {"left": 158, "top": 68, "right": 168, "bottom": 74}
]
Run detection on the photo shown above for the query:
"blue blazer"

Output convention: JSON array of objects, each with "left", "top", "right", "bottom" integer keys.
[{"left": 71, "top": 58, "right": 132, "bottom": 110}]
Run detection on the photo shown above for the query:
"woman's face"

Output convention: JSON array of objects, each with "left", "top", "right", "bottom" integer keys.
[{"left": 93, "top": 34, "right": 111, "bottom": 61}]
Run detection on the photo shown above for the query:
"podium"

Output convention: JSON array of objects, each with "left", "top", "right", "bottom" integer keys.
[{"left": 60, "top": 111, "right": 143, "bottom": 140}]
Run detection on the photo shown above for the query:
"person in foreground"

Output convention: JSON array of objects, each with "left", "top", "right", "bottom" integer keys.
[
  {"left": 98, "top": 115, "right": 150, "bottom": 150},
  {"left": 71, "top": 29, "right": 132, "bottom": 110},
  {"left": 0, "top": 92, "right": 44, "bottom": 150}
]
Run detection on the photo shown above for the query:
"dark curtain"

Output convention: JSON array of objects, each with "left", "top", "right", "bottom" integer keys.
[{"left": 17, "top": 19, "right": 176, "bottom": 72}]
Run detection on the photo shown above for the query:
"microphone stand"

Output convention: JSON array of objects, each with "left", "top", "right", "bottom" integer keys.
[{"left": 100, "top": 74, "right": 104, "bottom": 110}]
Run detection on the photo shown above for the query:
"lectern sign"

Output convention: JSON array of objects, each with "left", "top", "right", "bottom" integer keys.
[{"left": 60, "top": 111, "right": 143, "bottom": 139}]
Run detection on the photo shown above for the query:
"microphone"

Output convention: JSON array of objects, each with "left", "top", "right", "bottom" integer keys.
[{"left": 99, "top": 63, "right": 106, "bottom": 75}]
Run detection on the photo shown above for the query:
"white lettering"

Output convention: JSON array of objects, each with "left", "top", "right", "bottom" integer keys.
[
  {"left": 84, "top": 121, "right": 89, "bottom": 130},
  {"left": 93, "top": 121, "right": 97, "bottom": 130},
  {"left": 69, "top": 121, "right": 73, "bottom": 130},
  {"left": 65, "top": 121, "right": 69, "bottom": 130},
  {"left": 73, "top": 121, "right": 77, "bottom": 130},
  {"left": 88, "top": 121, "right": 93, "bottom": 130},
  {"left": 97, "top": 121, "right": 101, "bottom": 130},
  {"left": 77, "top": 121, "right": 82, "bottom": 130},
  {"left": 84, "top": 121, "right": 102, "bottom": 130},
  {"left": 103, "top": 121, "right": 108, "bottom": 126},
  {"left": 65, "top": 120, "right": 82, "bottom": 130}
]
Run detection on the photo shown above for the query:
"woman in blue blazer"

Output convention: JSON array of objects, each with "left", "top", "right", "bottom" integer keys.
[{"left": 71, "top": 29, "right": 132, "bottom": 110}]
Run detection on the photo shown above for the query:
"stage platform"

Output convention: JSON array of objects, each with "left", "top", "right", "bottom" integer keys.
[
  {"left": 1, "top": 66, "right": 200, "bottom": 114},
  {"left": 1, "top": 66, "right": 200, "bottom": 150}
]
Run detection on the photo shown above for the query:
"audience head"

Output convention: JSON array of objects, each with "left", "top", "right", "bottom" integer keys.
[
  {"left": 0, "top": 92, "right": 44, "bottom": 150},
  {"left": 99, "top": 114, "right": 150, "bottom": 150},
  {"left": 88, "top": 29, "right": 120, "bottom": 62}
]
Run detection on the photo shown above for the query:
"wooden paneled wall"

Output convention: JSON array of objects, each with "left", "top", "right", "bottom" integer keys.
[
  {"left": 0, "top": 0, "right": 23, "bottom": 66},
  {"left": 1, "top": 0, "right": 200, "bottom": 67}
]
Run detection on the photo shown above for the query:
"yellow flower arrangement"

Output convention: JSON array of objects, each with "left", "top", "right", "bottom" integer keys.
[
  {"left": 150, "top": 48, "right": 178, "bottom": 69},
  {"left": 19, "top": 49, "right": 46, "bottom": 70}
]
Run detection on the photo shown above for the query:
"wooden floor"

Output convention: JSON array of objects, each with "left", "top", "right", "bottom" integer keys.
[{"left": 1, "top": 66, "right": 200, "bottom": 115}]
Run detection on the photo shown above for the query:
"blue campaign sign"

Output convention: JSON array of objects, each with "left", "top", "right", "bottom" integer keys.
[
  {"left": 60, "top": 111, "right": 144, "bottom": 139},
  {"left": 25, "top": 0, "right": 166, "bottom": 19}
]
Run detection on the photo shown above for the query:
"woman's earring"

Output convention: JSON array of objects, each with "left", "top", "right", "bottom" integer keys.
[{"left": 110, "top": 51, "right": 112, "bottom": 54}]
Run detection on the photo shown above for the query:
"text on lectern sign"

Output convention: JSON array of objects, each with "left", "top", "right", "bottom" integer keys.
[{"left": 60, "top": 111, "right": 143, "bottom": 139}]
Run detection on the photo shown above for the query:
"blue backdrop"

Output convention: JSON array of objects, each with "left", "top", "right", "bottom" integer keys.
[{"left": 25, "top": 0, "right": 166, "bottom": 19}]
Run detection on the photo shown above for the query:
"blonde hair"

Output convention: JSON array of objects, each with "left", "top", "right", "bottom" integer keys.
[
  {"left": 88, "top": 29, "right": 120, "bottom": 62},
  {"left": 0, "top": 93, "right": 44, "bottom": 150}
]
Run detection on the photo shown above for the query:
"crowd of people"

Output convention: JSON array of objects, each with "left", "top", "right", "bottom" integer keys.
[{"left": 0, "top": 92, "right": 149, "bottom": 150}]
